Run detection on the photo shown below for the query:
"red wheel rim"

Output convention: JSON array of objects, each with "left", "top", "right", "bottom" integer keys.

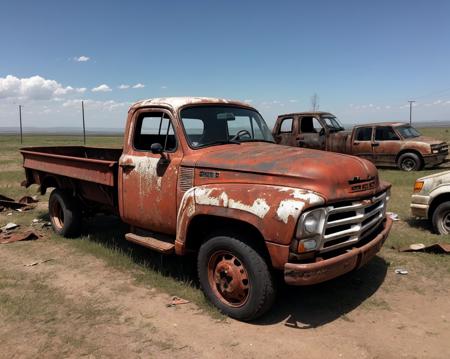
[
  {"left": 50, "top": 200, "right": 64, "bottom": 230},
  {"left": 207, "top": 250, "right": 250, "bottom": 307}
]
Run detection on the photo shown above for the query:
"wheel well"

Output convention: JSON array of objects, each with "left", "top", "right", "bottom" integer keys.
[
  {"left": 396, "top": 149, "right": 423, "bottom": 165},
  {"left": 40, "top": 175, "right": 59, "bottom": 194},
  {"left": 429, "top": 193, "right": 450, "bottom": 220},
  {"left": 185, "top": 215, "right": 271, "bottom": 263}
]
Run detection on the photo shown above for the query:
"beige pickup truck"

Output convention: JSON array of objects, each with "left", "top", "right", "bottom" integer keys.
[{"left": 411, "top": 170, "right": 450, "bottom": 234}]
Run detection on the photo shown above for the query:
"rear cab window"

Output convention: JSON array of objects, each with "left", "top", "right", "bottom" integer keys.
[
  {"left": 279, "top": 117, "right": 293, "bottom": 133},
  {"left": 355, "top": 127, "right": 373, "bottom": 141}
]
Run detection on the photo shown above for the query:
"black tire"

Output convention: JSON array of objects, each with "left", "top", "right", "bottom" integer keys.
[
  {"left": 48, "top": 189, "right": 82, "bottom": 238},
  {"left": 197, "top": 235, "right": 276, "bottom": 321},
  {"left": 432, "top": 202, "right": 450, "bottom": 235},
  {"left": 397, "top": 152, "right": 422, "bottom": 171}
]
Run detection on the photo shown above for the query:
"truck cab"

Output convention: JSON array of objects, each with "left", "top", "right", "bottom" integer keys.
[{"left": 273, "top": 112, "right": 345, "bottom": 150}]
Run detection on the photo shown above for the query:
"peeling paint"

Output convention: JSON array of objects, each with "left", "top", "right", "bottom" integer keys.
[
  {"left": 195, "top": 187, "right": 220, "bottom": 206},
  {"left": 228, "top": 198, "right": 270, "bottom": 219},
  {"left": 276, "top": 200, "right": 306, "bottom": 224}
]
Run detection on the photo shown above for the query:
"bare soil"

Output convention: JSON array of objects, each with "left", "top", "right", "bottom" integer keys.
[{"left": 1, "top": 234, "right": 449, "bottom": 359}]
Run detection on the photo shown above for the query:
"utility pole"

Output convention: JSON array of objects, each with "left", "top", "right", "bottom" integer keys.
[
  {"left": 408, "top": 100, "right": 416, "bottom": 125},
  {"left": 19, "top": 105, "right": 23, "bottom": 144},
  {"left": 82, "top": 100, "right": 86, "bottom": 145}
]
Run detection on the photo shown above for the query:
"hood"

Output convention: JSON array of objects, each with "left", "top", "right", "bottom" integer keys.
[
  {"left": 193, "top": 143, "right": 385, "bottom": 202},
  {"left": 405, "top": 136, "right": 444, "bottom": 146}
]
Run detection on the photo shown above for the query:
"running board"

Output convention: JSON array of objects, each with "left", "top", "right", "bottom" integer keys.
[{"left": 125, "top": 233, "right": 175, "bottom": 254}]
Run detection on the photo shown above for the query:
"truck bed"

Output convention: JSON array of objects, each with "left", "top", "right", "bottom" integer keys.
[{"left": 21, "top": 146, "right": 122, "bottom": 186}]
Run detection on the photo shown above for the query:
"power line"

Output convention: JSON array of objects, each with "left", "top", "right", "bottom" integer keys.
[{"left": 408, "top": 100, "right": 415, "bottom": 125}]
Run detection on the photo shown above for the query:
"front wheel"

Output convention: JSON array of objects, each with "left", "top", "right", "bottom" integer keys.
[
  {"left": 397, "top": 152, "right": 422, "bottom": 171},
  {"left": 432, "top": 202, "right": 450, "bottom": 235},
  {"left": 197, "top": 235, "right": 276, "bottom": 321}
]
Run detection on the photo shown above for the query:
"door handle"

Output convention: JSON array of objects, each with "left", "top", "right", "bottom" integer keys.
[
  {"left": 353, "top": 142, "right": 360, "bottom": 146},
  {"left": 372, "top": 143, "right": 380, "bottom": 147},
  {"left": 120, "top": 163, "right": 135, "bottom": 170}
]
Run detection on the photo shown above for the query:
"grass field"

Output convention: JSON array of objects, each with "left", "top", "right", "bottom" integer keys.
[{"left": 1, "top": 129, "right": 450, "bottom": 307}]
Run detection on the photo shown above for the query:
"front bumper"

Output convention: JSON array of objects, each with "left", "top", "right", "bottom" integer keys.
[
  {"left": 284, "top": 217, "right": 393, "bottom": 285},
  {"left": 410, "top": 194, "right": 430, "bottom": 218},
  {"left": 423, "top": 153, "right": 448, "bottom": 168}
]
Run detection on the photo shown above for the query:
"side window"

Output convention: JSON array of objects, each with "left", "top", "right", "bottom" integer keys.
[
  {"left": 375, "top": 126, "right": 399, "bottom": 141},
  {"left": 134, "top": 112, "right": 176, "bottom": 152},
  {"left": 299, "top": 117, "right": 319, "bottom": 133},
  {"left": 355, "top": 127, "right": 372, "bottom": 141},
  {"left": 279, "top": 118, "right": 293, "bottom": 133}
]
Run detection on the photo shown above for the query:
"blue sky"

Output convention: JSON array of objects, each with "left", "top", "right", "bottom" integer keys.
[{"left": 1, "top": 0, "right": 450, "bottom": 129}]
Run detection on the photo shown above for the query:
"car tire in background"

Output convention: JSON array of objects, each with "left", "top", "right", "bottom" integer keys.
[
  {"left": 397, "top": 152, "right": 422, "bottom": 171},
  {"left": 432, "top": 201, "right": 450, "bottom": 235},
  {"left": 197, "top": 234, "right": 276, "bottom": 321},
  {"left": 48, "top": 189, "right": 82, "bottom": 238}
]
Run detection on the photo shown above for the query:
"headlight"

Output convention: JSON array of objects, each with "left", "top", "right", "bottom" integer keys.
[
  {"left": 414, "top": 180, "right": 424, "bottom": 193},
  {"left": 296, "top": 208, "right": 326, "bottom": 241},
  {"left": 432, "top": 150, "right": 439, "bottom": 154}
]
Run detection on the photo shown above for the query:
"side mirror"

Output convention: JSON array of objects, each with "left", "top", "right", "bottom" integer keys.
[{"left": 150, "top": 143, "right": 163, "bottom": 154}]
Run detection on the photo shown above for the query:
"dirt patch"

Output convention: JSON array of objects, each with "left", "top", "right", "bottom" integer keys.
[{"left": 1, "top": 238, "right": 449, "bottom": 358}]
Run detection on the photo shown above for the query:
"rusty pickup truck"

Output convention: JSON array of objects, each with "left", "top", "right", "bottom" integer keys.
[
  {"left": 21, "top": 98, "right": 392, "bottom": 320},
  {"left": 273, "top": 112, "right": 448, "bottom": 171}
]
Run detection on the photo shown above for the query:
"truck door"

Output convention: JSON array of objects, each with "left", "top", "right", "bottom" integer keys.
[
  {"left": 273, "top": 117, "right": 296, "bottom": 145},
  {"left": 297, "top": 116, "right": 326, "bottom": 150},
  {"left": 352, "top": 126, "right": 374, "bottom": 161},
  {"left": 119, "top": 110, "right": 182, "bottom": 235},
  {"left": 372, "top": 126, "right": 401, "bottom": 166}
]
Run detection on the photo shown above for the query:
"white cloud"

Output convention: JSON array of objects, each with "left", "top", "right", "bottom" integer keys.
[
  {"left": 118, "top": 84, "right": 130, "bottom": 90},
  {"left": 62, "top": 98, "right": 129, "bottom": 111},
  {"left": 288, "top": 99, "right": 298, "bottom": 103},
  {"left": 74, "top": 56, "right": 90, "bottom": 62},
  {"left": 0, "top": 75, "right": 85, "bottom": 100},
  {"left": 91, "top": 84, "right": 112, "bottom": 92},
  {"left": 161, "top": 85, "right": 167, "bottom": 90},
  {"left": 132, "top": 83, "right": 145, "bottom": 89}
]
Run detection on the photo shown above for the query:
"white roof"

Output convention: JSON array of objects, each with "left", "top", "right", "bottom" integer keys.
[{"left": 130, "top": 97, "right": 251, "bottom": 111}]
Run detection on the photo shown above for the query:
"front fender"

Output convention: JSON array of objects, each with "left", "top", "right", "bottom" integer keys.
[
  {"left": 175, "top": 184, "right": 324, "bottom": 256},
  {"left": 430, "top": 184, "right": 450, "bottom": 204}
]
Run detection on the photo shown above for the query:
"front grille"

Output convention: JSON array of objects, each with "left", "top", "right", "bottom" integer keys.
[{"left": 320, "top": 191, "right": 387, "bottom": 253}]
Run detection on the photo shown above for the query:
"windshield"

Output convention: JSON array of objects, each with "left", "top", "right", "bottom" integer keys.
[
  {"left": 396, "top": 125, "right": 421, "bottom": 138},
  {"left": 180, "top": 105, "right": 274, "bottom": 148},
  {"left": 322, "top": 116, "right": 344, "bottom": 131}
]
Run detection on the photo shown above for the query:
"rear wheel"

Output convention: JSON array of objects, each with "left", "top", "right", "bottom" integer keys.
[
  {"left": 49, "top": 189, "right": 82, "bottom": 237},
  {"left": 432, "top": 202, "right": 450, "bottom": 235},
  {"left": 197, "top": 234, "right": 276, "bottom": 321},
  {"left": 397, "top": 152, "right": 422, "bottom": 171}
]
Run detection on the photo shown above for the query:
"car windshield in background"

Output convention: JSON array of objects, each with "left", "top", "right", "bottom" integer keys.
[
  {"left": 396, "top": 125, "right": 421, "bottom": 138},
  {"left": 322, "top": 116, "right": 344, "bottom": 131},
  {"left": 180, "top": 106, "right": 274, "bottom": 148}
]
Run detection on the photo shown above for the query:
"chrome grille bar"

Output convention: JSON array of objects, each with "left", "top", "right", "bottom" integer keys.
[{"left": 319, "top": 192, "right": 387, "bottom": 253}]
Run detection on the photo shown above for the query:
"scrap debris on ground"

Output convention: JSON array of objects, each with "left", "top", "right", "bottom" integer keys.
[
  {"left": 23, "top": 258, "right": 54, "bottom": 267},
  {"left": 166, "top": 296, "right": 190, "bottom": 307},
  {"left": 0, "top": 194, "right": 38, "bottom": 212},
  {"left": 0, "top": 228, "right": 44, "bottom": 244},
  {"left": 400, "top": 243, "right": 450, "bottom": 254}
]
